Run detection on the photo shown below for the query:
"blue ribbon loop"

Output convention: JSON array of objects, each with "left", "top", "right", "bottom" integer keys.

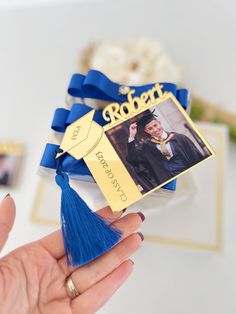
[
  {"left": 51, "top": 103, "right": 107, "bottom": 133},
  {"left": 68, "top": 69, "right": 188, "bottom": 109},
  {"left": 40, "top": 70, "right": 189, "bottom": 191}
]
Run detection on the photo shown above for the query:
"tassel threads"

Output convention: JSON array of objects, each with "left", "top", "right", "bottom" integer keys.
[{"left": 55, "top": 172, "right": 122, "bottom": 266}]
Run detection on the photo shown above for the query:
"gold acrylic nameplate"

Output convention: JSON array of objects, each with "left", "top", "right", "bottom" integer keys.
[{"left": 57, "top": 84, "right": 215, "bottom": 212}]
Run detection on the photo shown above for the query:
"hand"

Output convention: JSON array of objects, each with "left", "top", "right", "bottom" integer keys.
[
  {"left": 0, "top": 195, "right": 144, "bottom": 314},
  {"left": 129, "top": 122, "right": 137, "bottom": 139}
]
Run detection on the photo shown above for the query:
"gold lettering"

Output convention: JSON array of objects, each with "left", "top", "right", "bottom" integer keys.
[
  {"left": 127, "top": 90, "right": 144, "bottom": 113},
  {"left": 140, "top": 91, "right": 151, "bottom": 107},
  {"left": 102, "top": 103, "right": 122, "bottom": 125},
  {"left": 154, "top": 83, "right": 166, "bottom": 99},
  {"left": 120, "top": 102, "right": 132, "bottom": 118},
  {"left": 102, "top": 83, "right": 166, "bottom": 126}
]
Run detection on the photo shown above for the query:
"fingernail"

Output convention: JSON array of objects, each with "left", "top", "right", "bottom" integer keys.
[
  {"left": 137, "top": 212, "right": 145, "bottom": 222},
  {"left": 137, "top": 232, "right": 144, "bottom": 241},
  {"left": 3, "top": 193, "right": 10, "bottom": 200},
  {"left": 122, "top": 208, "right": 127, "bottom": 213},
  {"left": 130, "top": 259, "right": 135, "bottom": 265}
]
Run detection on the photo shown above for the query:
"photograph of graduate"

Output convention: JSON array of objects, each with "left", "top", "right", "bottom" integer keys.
[{"left": 105, "top": 98, "right": 213, "bottom": 194}]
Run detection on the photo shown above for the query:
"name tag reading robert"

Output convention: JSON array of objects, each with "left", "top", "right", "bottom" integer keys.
[{"left": 57, "top": 84, "right": 215, "bottom": 212}]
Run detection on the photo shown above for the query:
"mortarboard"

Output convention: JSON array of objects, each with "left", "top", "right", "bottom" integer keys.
[{"left": 136, "top": 109, "right": 158, "bottom": 134}]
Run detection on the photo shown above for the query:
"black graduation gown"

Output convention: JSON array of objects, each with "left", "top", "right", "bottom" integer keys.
[
  {"left": 169, "top": 133, "right": 204, "bottom": 168},
  {"left": 126, "top": 133, "right": 204, "bottom": 192},
  {"left": 126, "top": 139, "right": 171, "bottom": 191}
]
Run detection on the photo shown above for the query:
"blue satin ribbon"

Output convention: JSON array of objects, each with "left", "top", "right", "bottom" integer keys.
[
  {"left": 68, "top": 69, "right": 189, "bottom": 109},
  {"left": 40, "top": 70, "right": 189, "bottom": 191}
]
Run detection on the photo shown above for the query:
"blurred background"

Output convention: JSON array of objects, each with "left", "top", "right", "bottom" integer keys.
[{"left": 0, "top": 0, "right": 235, "bottom": 313}]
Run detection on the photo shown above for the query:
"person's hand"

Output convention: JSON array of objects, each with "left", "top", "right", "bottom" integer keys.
[
  {"left": 0, "top": 195, "right": 145, "bottom": 314},
  {"left": 129, "top": 122, "right": 137, "bottom": 139}
]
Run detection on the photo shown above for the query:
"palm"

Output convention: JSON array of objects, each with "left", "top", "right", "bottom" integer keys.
[
  {"left": 1, "top": 242, "right": 72, "bottom": 314},
  {"left": 0, "top": 196, "right": 144, "bottom": 314}
]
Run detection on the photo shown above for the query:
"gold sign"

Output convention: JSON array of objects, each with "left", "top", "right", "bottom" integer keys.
[
  {"left": 102, "top": 84, "right": 166, "bottom": 126},
  {"left": 57, "top": 86, "right": 215, "bottom": 213}
]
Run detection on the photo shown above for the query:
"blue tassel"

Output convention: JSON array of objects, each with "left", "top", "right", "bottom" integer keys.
[{"left": 55, "top": 172, "right": 122, "bottom": 266}]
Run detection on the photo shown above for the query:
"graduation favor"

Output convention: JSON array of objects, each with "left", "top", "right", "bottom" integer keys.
[{"left": 40, "top": 70, "right": 214, "bottom": 267}]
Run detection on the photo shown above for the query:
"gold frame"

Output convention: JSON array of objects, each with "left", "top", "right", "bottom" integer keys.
[{"left": 83, "top": 93, "right": 215, "bottom": 212}]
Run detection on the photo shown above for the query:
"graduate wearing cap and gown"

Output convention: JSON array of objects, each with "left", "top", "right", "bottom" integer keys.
[{"left": 126, "top": 110, "right": 204, "bottom": 192}]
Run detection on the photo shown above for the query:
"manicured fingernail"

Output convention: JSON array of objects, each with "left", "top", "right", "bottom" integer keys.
[
  {"left": 137, "top": 232, "right": 144, "bottom": 241},
  {"left": 3, "top": 193, "right": 10, "bottom": 200},
  {"left": 137, "top": 212, "right": 145, "bottom": 222},
  {"left": 122, "top": 208, "right": 127, "bottom": 213}
]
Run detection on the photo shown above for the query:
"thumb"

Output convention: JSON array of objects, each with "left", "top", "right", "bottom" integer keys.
[{"left": 0, "top": 194, "right": 16, "bottom": 252}]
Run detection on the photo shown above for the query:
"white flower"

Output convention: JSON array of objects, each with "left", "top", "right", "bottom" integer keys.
[{"left": 80, "top": 38, "right": 183, "bottom": 85}]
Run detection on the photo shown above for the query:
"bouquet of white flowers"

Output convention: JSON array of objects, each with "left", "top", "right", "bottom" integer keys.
[{"left": 80, "top": 38, "right": 183, "bottom": 85}]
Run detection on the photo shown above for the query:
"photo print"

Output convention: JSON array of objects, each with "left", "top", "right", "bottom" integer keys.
[{"left": 105, "top": 97, "right": 213, "bottom": 194}]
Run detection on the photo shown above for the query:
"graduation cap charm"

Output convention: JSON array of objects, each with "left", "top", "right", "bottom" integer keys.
[
  {"left": 56, "top": 110, "right": 103, "bottom": 160},
  {"left": 40, "top": 70, "right": 192, "bottom": 267}
]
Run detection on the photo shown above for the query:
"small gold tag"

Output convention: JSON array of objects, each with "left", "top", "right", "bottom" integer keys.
[{"left": 56, "top": 110, "right": 103, "bottom": 160}]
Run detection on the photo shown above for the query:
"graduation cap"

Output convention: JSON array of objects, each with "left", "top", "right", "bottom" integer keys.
[{"left": 136, "top": 109, "right": 158, "bottom": 133}]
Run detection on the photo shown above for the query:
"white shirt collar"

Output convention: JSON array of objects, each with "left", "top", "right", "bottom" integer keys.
[{"left": 153, "top": 131, "right": 168, "bottom": 141}]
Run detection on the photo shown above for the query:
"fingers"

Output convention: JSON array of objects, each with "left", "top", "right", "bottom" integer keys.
[
  {"left": 69, "top": 232, "right": 143, "bottom": 293},
  {"left": 111, "top": 212, "right": 144, "bottom": 240},
  {"left": 0, "top": 194, "right": 16, "bottom": 252},
  {"left": 39, "top": 206, "right": 124, "bottom": 259},
  {"left": 96, "top": 205, "right": 125, "bottom": 224},
  {"left": 59, "top": 212, "right": 144, "bottom": 275},
  {"left": 72, "top": 260, "right": 134, "bottom": 314}
]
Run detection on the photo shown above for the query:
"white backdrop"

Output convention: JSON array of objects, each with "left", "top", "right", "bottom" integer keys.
[{"left": 0, "top": 1, "right": 236, "bottom": 313}]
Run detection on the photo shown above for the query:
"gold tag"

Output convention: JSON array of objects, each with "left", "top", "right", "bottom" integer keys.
[
  {"left": 57, "top": 84, "right": 215, "bottom": 213},
  {"left": 56, "top": 110, "right": 103, "bottom": 160}
]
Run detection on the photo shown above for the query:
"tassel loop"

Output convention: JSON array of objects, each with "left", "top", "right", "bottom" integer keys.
[{"left": 55, "top": 172, "right": 70, "bottom": 190}]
